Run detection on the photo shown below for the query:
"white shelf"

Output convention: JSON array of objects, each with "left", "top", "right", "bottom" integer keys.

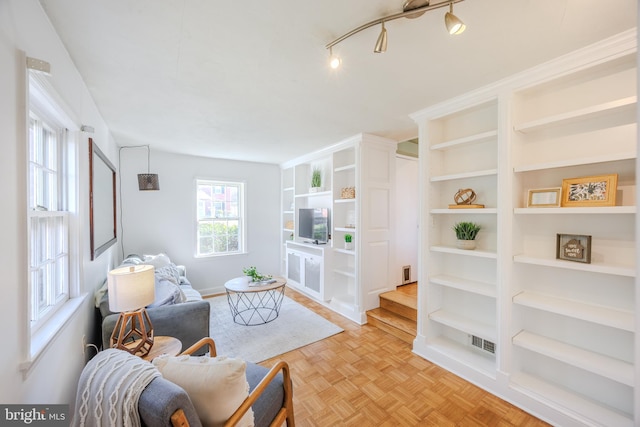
[
  {"left": 431, "top": 208, "right": 497, "bottom": 214},
  {"left": 283, "top": 186, "right": 294, "bottom": 192},
  {"left": 335, "top": 227, "right": 356, "bottom": 232},
  {"left": 431, "top": 169, "right": 498, "bottom": 182},
  {"left": 429, "top": 309, "right": 496, "bottom": 342},
  {"left": 513, "top": 291, "right": 634, "bottom": 332},
  {"left": 295, "top": 190, "right": 332, "bottom": 198},
  {"left": 513, "top": 254, "right": 635, "bottom": 277},
  {"left": 334, "top": 198, "right": 356, "bottom": 204},
  {"left": 513, "top": 151, "right": 636, "bottom": 173},
  {"left": 513, "top": 96, "right": 637, "bottom": 134},
  {"left": 334, "top": 248, "right": 355, "bottom": 255},
  {"left": 428, "top": 336, "right": 496, "bottom": 376},
  {"left": 283, "top": 210, "right": 294, "bottom": 214},
  {"left": 334, "top": 164, "right": 356, "bottom": 173},
  {"left": 431, "top": 245, "right": 497, "bottom": 259},
  {"left": 334, "top": 269, "right": 356, "bottom": 278},
  {"left": 510, "top": 372, "right": 633, "bottom": 427},
  {"left": 283, "top": 228, "right": 294, "bottom": 233},
  {"left": 514, "top": 206, "right": 636, "bottom": 215},
  {"left": 512, "top": 330, "right": 633, "bottom": 386},
  {"left": 330, "top": 293, "right": 356, "bottom": 311},
  {"left": 430, "top": 130, "right": 498, "bottom": 151},
  {"left": 430, "top": 274, "right": 496, "bottom": 298}
]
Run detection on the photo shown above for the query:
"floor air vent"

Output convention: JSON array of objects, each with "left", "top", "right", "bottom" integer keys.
[{"left": 470, "top": 335, "right": 496, "bottom": 354}]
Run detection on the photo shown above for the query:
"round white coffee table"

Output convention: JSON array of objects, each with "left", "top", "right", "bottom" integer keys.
[{"left": 224, "top": 276, "right": 286, "bottom": 326}]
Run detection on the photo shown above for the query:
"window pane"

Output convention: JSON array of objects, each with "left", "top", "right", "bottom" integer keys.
[{"left": 196, "top": 180, "right": 243, "bottom": 256}]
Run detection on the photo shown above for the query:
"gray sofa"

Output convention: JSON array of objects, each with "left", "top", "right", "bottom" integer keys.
[{"left": 98, "top": 254, "right": 210, "bottom": 355}]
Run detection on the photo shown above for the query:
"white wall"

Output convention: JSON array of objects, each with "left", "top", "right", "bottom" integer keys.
[
  {"left": 118, "top": 148, "right": 281, "bottom": 295},
  {"left": 394, "top": 155, "right": 419, "bottom": 284},
  {"left": 0, "top": 0, "right": 119, "bottom": 406}
]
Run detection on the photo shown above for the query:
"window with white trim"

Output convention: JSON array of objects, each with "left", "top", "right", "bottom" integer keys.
[
  {"left": 196, "top": 179, "right": 245, "bottom": 256},
  {"left": 26, "top": 72, "right": 79, "bottom": 357}
]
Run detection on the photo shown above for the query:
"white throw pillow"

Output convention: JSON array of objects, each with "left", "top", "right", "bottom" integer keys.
[
  {"left": 143, "top": 253, "right": 172, "bottom": 269},
  {"left": 153, "top": 355, "right": 254, "bottom": 427}
]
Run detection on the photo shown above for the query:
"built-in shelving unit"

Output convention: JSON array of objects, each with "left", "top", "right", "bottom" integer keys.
[
  {"left": 280, "top": 134, "right": 397, "bottom": 323},
  {"left": 412, "top": 30, "right": 638, "bottom": 427},
  {"left": 508, "top": 44, "right": 637, "bottom": 426},
  {"left": 417, "top": 94, "right": 501, "bottom": 378}
]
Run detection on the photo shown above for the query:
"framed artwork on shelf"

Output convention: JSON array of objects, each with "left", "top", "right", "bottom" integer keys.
[
  {"left": 561, "top": 174, "right": 618, "bottom": 207},
  {"left": 556, "top": 233, "right": 592, "bottom": 264},
  {"left": 527, "top": 187, "right": 561, "bottom": 207}
]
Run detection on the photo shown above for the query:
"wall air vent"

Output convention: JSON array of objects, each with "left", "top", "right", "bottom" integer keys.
[{"left": 470, "top": 335, "right": 496, "bottom": 354}]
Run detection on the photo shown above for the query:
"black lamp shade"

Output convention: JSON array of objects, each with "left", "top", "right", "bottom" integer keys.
[{"left": 137, "top": 174, "right": 160, "bottom": 191}]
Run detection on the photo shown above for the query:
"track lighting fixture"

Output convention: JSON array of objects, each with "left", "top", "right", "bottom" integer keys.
[
  {"left": 445, "top": 2, "right": 466, "bottom": 35},
  {"left": 374, "top": 22, "right": 388, "bottom": 53},
  {"left": 326, "top": 0, "right": 466, "bottom": 67}
]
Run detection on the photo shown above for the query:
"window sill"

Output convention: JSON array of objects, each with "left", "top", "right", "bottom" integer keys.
[
  {"left": 194, "top": 251, "right": 248, "bottom": 259},
  {"left": 19, "top": 293, "right": 88, "bottom": 377}
]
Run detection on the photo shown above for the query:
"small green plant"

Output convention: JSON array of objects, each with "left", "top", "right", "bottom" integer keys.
[
  {"left": 242, "top": 266, "right": 272, "bottom": 282},
  {"left": 311, "top": 167, "right": 322, "bottom": 188},
  {"left": 453, "top": 222, "right": 481, "bottom": 240},
  {"left": 344, "top": 234, "right": 352, "bottom": 243}
]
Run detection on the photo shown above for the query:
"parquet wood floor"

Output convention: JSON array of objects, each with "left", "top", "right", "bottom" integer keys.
[{"left": 261, "top": 287, "right": 550, "bottom": 427}]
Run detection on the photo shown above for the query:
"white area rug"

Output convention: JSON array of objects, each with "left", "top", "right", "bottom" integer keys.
[{"left": 207, "top": 294, "right": 343, "bottom": 363}]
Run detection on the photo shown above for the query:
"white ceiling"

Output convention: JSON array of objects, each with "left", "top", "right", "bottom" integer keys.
[{"left": 39, "top": 0, "right": 636, "bottom": 164}]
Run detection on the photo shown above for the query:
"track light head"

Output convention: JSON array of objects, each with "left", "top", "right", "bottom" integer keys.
[
  {"left": 445, "top": 2, "right": 466, "bottom": 35},
  {"left": 329, "top": 47, "right": 342, "bottom": 69},
  {"left": 374, "top": 22, "right": 388, "bottom": 53}
]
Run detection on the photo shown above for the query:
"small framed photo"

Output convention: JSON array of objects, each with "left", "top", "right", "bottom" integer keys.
[
  {"left": 556, "top": 233, "right": 592, "bottom": 264},
  {"left": 561, "top": 174, "right": 618, "bottom": 207},
  {"left": 527, "top": 187, "right": 561, "bottom": 208}
]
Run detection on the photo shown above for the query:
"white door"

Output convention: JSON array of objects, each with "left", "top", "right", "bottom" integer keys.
[{"left": 395, "top": 156, "right": 418, "bottom": 284}]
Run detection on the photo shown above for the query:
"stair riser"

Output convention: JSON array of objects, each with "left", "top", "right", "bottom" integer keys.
[
  {"left": 380, "top": 298, "right": 417, "bottom": 321},
  {"left": 366, "top": 315, "right": 415, "bottom": 344}
]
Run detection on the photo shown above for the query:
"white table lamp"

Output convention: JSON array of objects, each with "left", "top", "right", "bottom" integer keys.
[{"left": 107, "top": 264, "right": 156, "bottom": 357}]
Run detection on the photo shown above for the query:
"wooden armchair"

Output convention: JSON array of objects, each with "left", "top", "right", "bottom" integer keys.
[{"left": 165, "top": 337, "right": 295, "bottom": 427}]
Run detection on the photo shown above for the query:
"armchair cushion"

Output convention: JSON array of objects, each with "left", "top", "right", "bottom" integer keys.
[{"left": 153, "top": 355, "right": 254, "bottom": 427}]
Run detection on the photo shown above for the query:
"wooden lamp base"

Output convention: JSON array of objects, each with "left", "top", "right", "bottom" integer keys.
[{"left": 110, "top": 308, "right": 154, "bottom": 357}]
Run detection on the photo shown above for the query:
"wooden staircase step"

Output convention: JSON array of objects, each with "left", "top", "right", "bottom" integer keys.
[
  {"left": 380, "top": 298, "right": 417, "bottom": 322},
  {"left": 380, "top": 289, "right": 417, "bottom": 309},
  {"left": 366, "top": 307, "right": 416, "bottom": 344}
]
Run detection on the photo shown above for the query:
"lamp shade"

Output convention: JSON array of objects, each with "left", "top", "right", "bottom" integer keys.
[
  {"left": 107, "top": 265, "right": 155, "bottom": 312},
  {"left": 138, "top": 173, "right": 160, "bottom": 191}
]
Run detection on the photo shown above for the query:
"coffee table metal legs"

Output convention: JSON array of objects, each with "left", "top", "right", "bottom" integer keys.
[{"left": 225, "top": 285, "right": 285, "bottom": 326}]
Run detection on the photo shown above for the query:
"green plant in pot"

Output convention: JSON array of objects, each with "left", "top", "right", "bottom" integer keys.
[
  {"left": 310, "top": 167, "right": 322, "bottom": 192},
  {"left": 242, "top": 266, "right": 272, "bottom": 282},
  {"left": 344, "top": 233, "right": 353, "bottom": 250},
  {"left": 453, "top": 221, "right": 481, "bottom": 250}
]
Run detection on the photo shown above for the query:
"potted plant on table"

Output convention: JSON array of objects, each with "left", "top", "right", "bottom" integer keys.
[
  {"left": 453, "top": 221, "right": 481, "bottom": 250},
  {"left": 242, "top": 266, "right": 272, "bottom": 282},
  {"left": 344, "top": 234, "right": 353, "bottom": 250}
]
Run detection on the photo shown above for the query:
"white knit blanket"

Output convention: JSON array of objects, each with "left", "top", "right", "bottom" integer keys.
[{"left": 73, "top": 349, "right": 161, "bottom": 427}]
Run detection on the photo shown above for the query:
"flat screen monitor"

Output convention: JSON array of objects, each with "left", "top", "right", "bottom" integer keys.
[{"left": 298, "top": 208, "right": 330, "bottom": 244}]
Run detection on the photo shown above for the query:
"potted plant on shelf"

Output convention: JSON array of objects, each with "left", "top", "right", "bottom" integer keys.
[
  {"left": 453, "top": 221, "right": 481, "bottom": 250},
  {"left": 344, "top": 234, "right": 353, "bottom": 250},
  {"left": 310, "top": 167, "right": 322, "bottom": 193}
]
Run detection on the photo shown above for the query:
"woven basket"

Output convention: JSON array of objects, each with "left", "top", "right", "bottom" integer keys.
[
  {"left": 284, "top": 220, "right": 294, "bottom": 230},
  {"left": 341, "top": 187, "right": 356, "bottom": 199}
]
